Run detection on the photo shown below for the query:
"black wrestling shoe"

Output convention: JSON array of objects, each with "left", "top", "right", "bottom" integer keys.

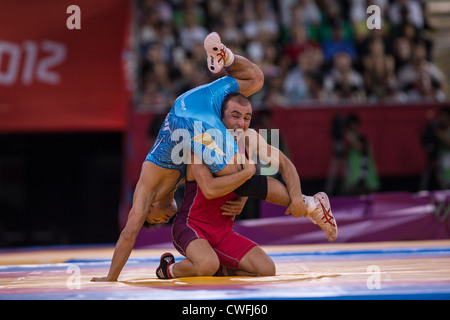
[{"left": 156, "top": 252, "right": 175, "bottom": 279}]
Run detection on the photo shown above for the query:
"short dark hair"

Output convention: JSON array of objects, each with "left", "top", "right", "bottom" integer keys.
[
  {"left": 142, "top": 221, "right": 158, "bottom": 229},
  {"left": 221, "top": 92, "right": 251, "bottom": 119}
]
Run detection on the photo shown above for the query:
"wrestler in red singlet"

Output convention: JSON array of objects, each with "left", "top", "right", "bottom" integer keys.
[{"left": 171, "top": 180, "right": 258, "bottom": 270}]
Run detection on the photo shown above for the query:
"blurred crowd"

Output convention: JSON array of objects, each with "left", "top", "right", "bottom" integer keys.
[
  {"left": 135, "top": 0, "right": 447, "bottom": 113},
  {"left": 422, "top": 107, "right": 450, "bottom": 190}
]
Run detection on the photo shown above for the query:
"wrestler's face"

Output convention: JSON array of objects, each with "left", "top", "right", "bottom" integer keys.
[
  {"left": 222, "top": 100, "right": 252, "bottom": 133},
  {"left": 145, "top": 210, "right": 171, "bottom": 225},
  {"left": 145, "top": 200, "right": 177, "bottom": 225}
]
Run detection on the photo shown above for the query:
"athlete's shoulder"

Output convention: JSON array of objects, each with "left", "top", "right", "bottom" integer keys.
[{"left": 216, "top": 75, "right": 238, "bottom": 85}]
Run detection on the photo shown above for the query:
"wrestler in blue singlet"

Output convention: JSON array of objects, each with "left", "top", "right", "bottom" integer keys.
[{"left": 145, "top": 76, "right": 240, "bottom": 184}]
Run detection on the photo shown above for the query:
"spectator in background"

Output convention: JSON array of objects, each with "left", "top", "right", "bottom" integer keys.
[
  {"left": 392, "top": 36, "right": 412, "bottom": 73},
  {"left": 326, "top": 113, "right": 348, "bottom": 195},
  {"left": 283, "top": 52, "right": 309, "bottom": 104},
  {"left": 242, "top": 0, "right": 280, "bottom": 76},
  {"left": 173, "top": 0, "right": 206, "bottom": 28},
  {"left": 314, "top": 1, "right": 354, "bottom": 44},
  {"left": 321, "top": 18, "right": 357, "bottom": 65},
  {"left": 139, "top": 42, "right": 164, "bottom": 87},
  {"left": 219, "top": 9, "right": 244, "bottom": 46},
  {"left": 296, "top": 0, "right": 322, "bottom": 28},
  {"left": 362, "top": 38, "right": 400, "bottom": 101},
  {"left": 435, "top": 107, "right": 450, "bottom": 188},
  {"left": 350, "top": 0, "right": 371, "bottom": 52},
  {"left": 139, "top": 42, "right": 176, "bottom": 112},
  {"left": 260, "top": 44, "right": 282, "bottom": 80},
  {"left": 140, "top": 63, "right": 174, "bottom": 113},
  {"left": 355, "top": 26, "right": 392, "bottom": 70},
  {"left": 186, "top": 41, "right": 214, "bottom": 84},
  {"left": 279, "top": 0, "right": 321, "bottom": 31},
  {"left": 283, "top": 23, "right": 320, "bottom": 67},
  {"left": 242, "top": 0, "right": 279, "bottom": 43},
  {"left": 263, "top": 76, "right": 290, "bottom": 107},
  {"left": 397, "top": 21, "right": 421, "bottom": 45},
  {"left": 303, "top": 70, "right": 328, "bottom": 102},
  {"left": 134, "top": 0, "right": 446, "bottom": 112},
  {"left": 397, "top": 41, "right": 447, "bottom": 101},
  {"left": 324, "top": 52, "right": 365, "bottom": 102},
  {"left": 178, "top": 9, "right": 209, "bottom": 53},
  {"left": 256, "top": 43, "right": 284, "bottom": 108},
  {"left": 421, "top": 107, "right": 450, "bottom": 190},
  {"left": 279, "top": 0, "right": 321, "bottom": 45},
  {"left": 341, "top": 114, "right": 380, "bottom": 195},
  {"left": 283, "top": 46, "right": 325, "bottom": 104},
  {"left": 138, "top": 0, "right": 172, "bottom": 46},
  {"left": 389, "top": 0, "right": 424, "bottom": 31},
  {"left": 157, "top": 22, "right": 178, "bottom": 64},
  {"left": 173, "top": 54, "right": 213, "bottom": 99}
]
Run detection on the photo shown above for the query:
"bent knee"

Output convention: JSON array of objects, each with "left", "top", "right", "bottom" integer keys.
[
  {"left": 195, "top": 258, "right": 220, "bottom": 276},
  {"left": 257, "top": 261, "right": 276, "bottom": 277}
]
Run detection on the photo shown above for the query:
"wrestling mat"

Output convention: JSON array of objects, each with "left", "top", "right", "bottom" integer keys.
[{"left": 1, "top": 240, "right": 449, "bottom": 300}]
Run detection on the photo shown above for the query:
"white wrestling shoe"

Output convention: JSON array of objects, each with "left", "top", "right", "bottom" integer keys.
[
  {"left": 204, "top": 32, "right": 235, "bottom": 73},
  {"left": 308, "top": 192, "right": 338, "bottom": 242}
]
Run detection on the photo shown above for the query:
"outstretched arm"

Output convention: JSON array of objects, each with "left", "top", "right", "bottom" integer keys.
[
  {"left": 91, "top": 180, "right": 154, "bottom": 282},
  {"left": 91, "top": 163, "right": 180, "bottom": 282}
]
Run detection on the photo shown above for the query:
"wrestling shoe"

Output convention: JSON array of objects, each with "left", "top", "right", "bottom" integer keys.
[
  {"left": 308, "top": 192, "right": 338, "bottom": 242},
  {"left": 213, "top": 265, "right": 229, "bottom": 277},
  {"left": 156, "top": 252, "right": 175, "bottom": 279},
  {"left": 204, "top": 32, "right": 235, "bottom": 73}
]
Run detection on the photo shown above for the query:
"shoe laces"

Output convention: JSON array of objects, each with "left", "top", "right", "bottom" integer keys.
[
  {"left": 216, "top": 46, "right": 227, "bottom": 64},
  {"left": 317, "top": 199, "right": 336, "bottom": 227}
]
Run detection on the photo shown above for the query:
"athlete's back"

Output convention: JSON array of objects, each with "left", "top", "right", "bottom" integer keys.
[
  {"left": 172, "top": 76, "right": 239, "bottom": 123},
  {"left": 146, "top": 76, "right": 240, "bottom": 178}
]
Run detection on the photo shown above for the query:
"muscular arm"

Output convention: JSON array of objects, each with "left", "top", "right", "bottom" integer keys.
[
  {"left": 92, "top": 183, "right": 154, "bottom": 282},
  {"left": 225, "top": 55, "right": 264, "bottom": 97},
  {"left": 245, "top": 129, "right": 308, "bottom": 217},
  {"left": 190, "top": 152, "right": 255, "bottom": 200},
  {"left": 91, "top": 163, "right": 180, "bottom": 282}
]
